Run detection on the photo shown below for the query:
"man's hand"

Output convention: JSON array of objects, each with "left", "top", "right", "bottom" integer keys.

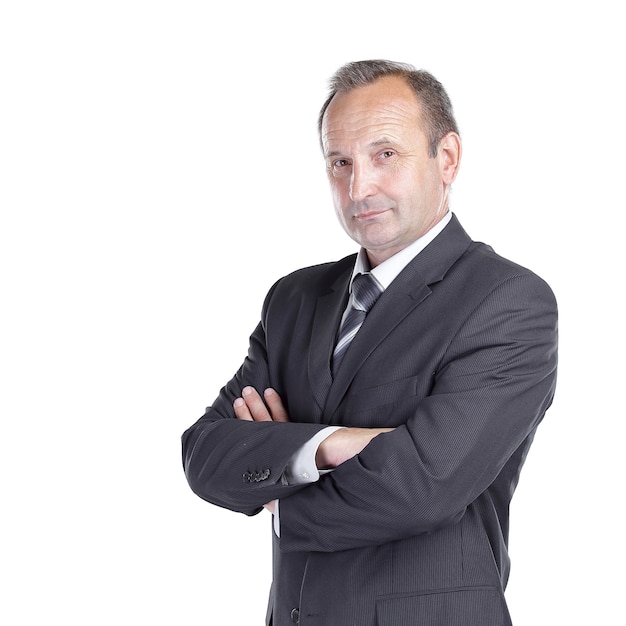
[
  {"left": 233, "top": 386, "right": 289, "bottom": 422},
  {"left": 315, "top": 427, "right": 394, "bottom": 469}
]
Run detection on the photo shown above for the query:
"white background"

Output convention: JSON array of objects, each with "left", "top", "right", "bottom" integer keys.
[{"left": 1, "top": 1, "right": 623, "bottom": 624}]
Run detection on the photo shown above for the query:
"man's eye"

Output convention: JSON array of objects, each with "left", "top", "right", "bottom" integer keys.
[
  {"left": 380, "top": 150, "right": 395, "bottom": 159},
  {"left": 333, "top": 159, "right": 350, "bottom": 168}
]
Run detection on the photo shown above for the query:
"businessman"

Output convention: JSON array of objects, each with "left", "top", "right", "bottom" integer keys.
[{"left": 182, "top": 60, "right": 558, "bottom": 625}]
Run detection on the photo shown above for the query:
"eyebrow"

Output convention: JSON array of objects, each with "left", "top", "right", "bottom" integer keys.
[{"left": 325, "top": 137, "right": 396, "bottom": 159}]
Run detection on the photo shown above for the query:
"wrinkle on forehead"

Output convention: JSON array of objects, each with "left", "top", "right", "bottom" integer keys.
[
  {"left": 322, "top": 111, "right": 423, "bottom": 158},
  {"left": 321, "top": 78, "right": 424, "bottom": 156}
]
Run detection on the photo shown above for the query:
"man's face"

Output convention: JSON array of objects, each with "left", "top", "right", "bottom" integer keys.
[{"left": 321, "top": 76, "right": 459, "bottom": 267}]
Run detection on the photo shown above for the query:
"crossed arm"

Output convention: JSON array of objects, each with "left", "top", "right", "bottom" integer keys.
[
  {"left": 233, "top": 385, "right": 394, "bottom": 513},
  {"left": 184, "top": 270, "right": 557, "bottom": 552}
]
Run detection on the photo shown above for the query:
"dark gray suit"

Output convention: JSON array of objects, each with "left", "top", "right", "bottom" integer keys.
[{"left": 182, "top": 214, "right": 558, "bottom": 625}]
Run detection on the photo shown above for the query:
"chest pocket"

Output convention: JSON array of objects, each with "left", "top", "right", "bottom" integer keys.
[{"left": 334, "top": 376, "right": 421, "bottom": 427}]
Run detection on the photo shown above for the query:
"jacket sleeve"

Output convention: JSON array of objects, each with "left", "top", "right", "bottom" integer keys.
[
  {"left": 277, "top": 273, "right": 558, "bottom": 552},
  {"left": 181, "top": 282, "right": 329, "bottom": 515}
]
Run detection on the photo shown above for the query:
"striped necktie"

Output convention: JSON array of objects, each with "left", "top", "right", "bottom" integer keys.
[{"left": 332, "top": 272, "right": 383, "bottom": 376}]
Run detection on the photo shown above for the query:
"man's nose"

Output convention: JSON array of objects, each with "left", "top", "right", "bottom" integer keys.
[{"left": 349, "top": 163, "right": 377, "bottom": 202}]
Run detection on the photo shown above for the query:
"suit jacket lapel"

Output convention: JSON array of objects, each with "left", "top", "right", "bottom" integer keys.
[
  {"left": 323, "top": 270, "right": 432, "bottom": 420},
  {"left": 323, "top": 214, "right": 473, "bottom": 421},
  {"left": 308, "top": 257, "right": 353, "bottom": 414}
]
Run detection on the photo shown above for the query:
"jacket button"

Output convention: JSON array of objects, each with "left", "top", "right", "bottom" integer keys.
[{"left": 290, "top": 608, "right": 300, "bottom": 623}]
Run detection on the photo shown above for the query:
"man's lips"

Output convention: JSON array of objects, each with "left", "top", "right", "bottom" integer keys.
[{"left": 354, "top": 208, "right": 391, "bottom": 220}]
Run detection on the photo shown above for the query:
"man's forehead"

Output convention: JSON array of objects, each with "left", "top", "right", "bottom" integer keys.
[
  {"left": 322, "top": 109, "right": 422, "bottom": 158},
  {"left": 321, "top": 78, "right": 422, "bottom": 148}
]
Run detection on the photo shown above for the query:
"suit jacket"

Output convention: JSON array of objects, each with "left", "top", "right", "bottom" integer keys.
[{"left": 182, "top": 214, "right": 558, "bottom": 626}]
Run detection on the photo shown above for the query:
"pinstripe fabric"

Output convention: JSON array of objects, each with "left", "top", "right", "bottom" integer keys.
[
  {"left": 182, "top": 214, "right": 558, "bottom": 626},
  {"left": 332, "top": 272, "right": 383, "bottom": 376}
]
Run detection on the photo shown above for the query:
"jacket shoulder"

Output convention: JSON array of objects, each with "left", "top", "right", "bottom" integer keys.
[
  {"left": 269, "top": 254, "right": 356, "bottom": 299},
  {"left": 465, "top": 241, "right": 556, "bottom": 298}
]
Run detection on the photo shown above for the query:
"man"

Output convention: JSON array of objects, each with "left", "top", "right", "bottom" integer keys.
[{"left": 182, "top": 60, "right": 558, "bottom": 625}]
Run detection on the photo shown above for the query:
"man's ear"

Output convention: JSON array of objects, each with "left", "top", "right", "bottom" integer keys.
[{"left": 438, "top": 132, "right": 462, "bottom": 185}]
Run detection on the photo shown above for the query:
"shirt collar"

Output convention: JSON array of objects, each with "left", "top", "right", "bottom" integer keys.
[{"left": 350, "top": 211, "right": 453, "bottom": 292}]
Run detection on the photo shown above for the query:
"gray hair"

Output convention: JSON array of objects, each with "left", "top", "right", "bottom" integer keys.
[{"left": 318, "top": 60, "right": 459, "bottom": 158}]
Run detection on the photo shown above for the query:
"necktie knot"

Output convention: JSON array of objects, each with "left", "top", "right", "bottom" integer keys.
[{"left": 351, "top": 272, "right": 383, "bottom": 312}]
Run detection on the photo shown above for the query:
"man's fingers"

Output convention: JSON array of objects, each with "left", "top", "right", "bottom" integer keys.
[
  {"left": 234, "top": 386, "right": 290, "bottom": 422},
  {"left": 233, "top": 397, "right": 253, "bottom": 420},
  {"left": 240, "top": 386, "right": 272, "bottom": 421},
  {"left": 264, "top": 388, "right": 289, "bottom": 422}
]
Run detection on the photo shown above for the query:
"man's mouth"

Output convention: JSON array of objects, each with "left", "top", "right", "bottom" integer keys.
[{"left": 354, "top": 208, "right": 391, "bottom": 220}]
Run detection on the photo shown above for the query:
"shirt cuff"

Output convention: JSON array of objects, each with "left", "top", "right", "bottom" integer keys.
[
  {"left": 283, "top": 426, "right": 345, "bottom": 485},
  {"left": 273, "top": 500, "right": 280, "bottom": 537}
]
